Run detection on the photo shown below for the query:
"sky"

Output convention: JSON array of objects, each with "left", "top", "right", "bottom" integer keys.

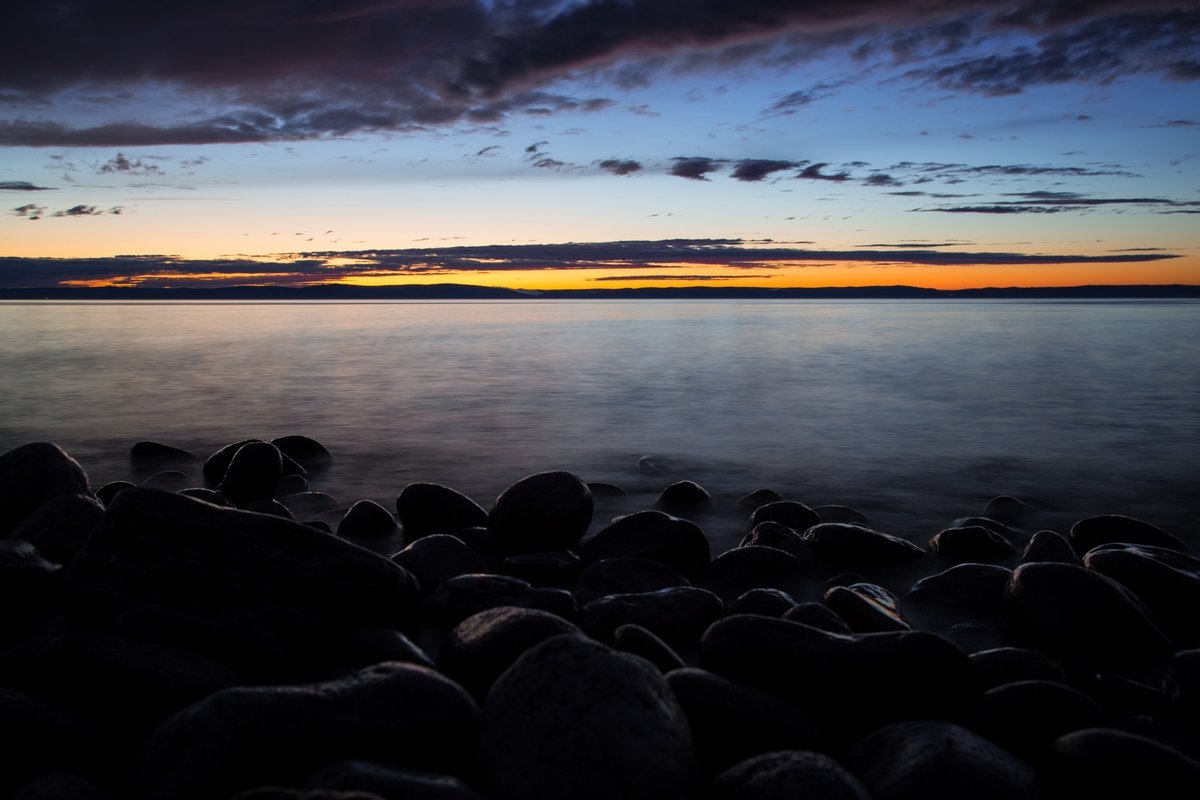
[{"left": 1, "top": 0, "right": 1198, "bottom": 290}]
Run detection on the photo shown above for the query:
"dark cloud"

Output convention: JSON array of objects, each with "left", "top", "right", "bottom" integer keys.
[
  {"left": 11, "top": 204, "right": 46, "bottom": 220},
  {"left": 918, "top": 205, "right": 1072, "bottom": 214},
  {"left": 0, "top": 181, "right": 54, "bottom": 191},
  {"left": 96, "top": 153, "right": 163, "bottom": 176},
  {"left": 11, "top": 202, "right": 124, "bottom": 220},
  {"left": 670, "top": 157, "right": 723, "bottom": 181},
  {"left": 589, "top": 274, "right": 776, "bottom": 282},
  {"left": 730, "top": 159, "right": 798, "bottom": 182},
  {"left": 919, "top": 191, "right": 1200, "bottom": 213},
  {"left": 597, "top": 158, "right": 642, "bottom": 176},
  {"left": 764, "top": 80, "right": 847, "bottom": 115},
  {"left": 796, "top": 163, "right": 850, "bottom": 182},
  {"left": 864, "top": 173, "right": 901, "bottom": 187}
]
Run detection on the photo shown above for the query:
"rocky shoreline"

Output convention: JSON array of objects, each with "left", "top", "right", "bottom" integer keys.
[{"left": 2, "top": 438, "right": 1198, "bottom": 799}]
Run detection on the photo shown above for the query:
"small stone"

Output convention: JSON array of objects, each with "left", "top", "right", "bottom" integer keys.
[
  {"left": 395, "top": 483, "right": 487, "bottom": 542},
  {"left": 653, "top": 480, "right": 712, "bottom": 514},
  {"left": 580, "top": 511, "right": 710, "bottom": 580},
  {"left": 712, "top": 750, "right": 871, "bottom": 800},
  {"left": 951, "top": 516, "right": 1025, "bottom": 545},
  {"left": 276, "top": 473, "right": 309, "bottom": 496},
  {"left": 218, "top": 441, "right": 284, "bottom": 507},
  {"left": 391, "top": 535, "right": 486, "bottom": 598},
  {"left": 580, "top": 586, "right": 724, "bottom": 646},
  {"left": 1049, "top": 728, "right": 1200, "bottom": 799},
  {"left": 268, "top": 435, "right": 333, "bottom": 470},
  {"left": 928, "top": 525, "right": 1018, "bottom": 564},
  {"left": 243, "top": 499, "right": 293, "bottom": 519},
  {"left": 0, "top": 443, "right": 93, "bottom": 536},
  {"left": 700, "top": 546, "right": 809, "bottom": 602},
  {"left": 487, "top": 471, "right": 592, "bottom": 554},
  {"left": 423, "top": 574, "right": 576, "bottom": 627},
  {"left": 574, "top": 557, "right": 691, "bottom": 606},
  {"left": 748, "top": 501, "right": 820, "bottom": 535},
  {"left": 805, "top": 522, "right": 926, "bottom": 565},
  {"left": 728, "top": 588, "right": 796, "bottom": 618},
  {"left": 177, "top": 487, "right": 232, "bottom": 506},
  {"left": 636, "top": 455, "right": 668, "bottom": 474},
  {"left": 587, "top": 482, "right": 627, "bottom": 497},
  {"left": 1070, "top": 514, "right": 1187, "bottom": 555},
  {"left": 337, "top": 499, "right": 398, "bottom": 541},
  {"left": 204, "top": 439, "right": 305, "bottom": 487},
  {"left": 1020, "top": 530, "right": 1078, "bottom": 564},
  {"left": 814, "top": 505, "right": 871, "bottom": 526},
  {"left": 613, "top": 624, "right": 686, "bottom": 673},
  {"left": 445, "top": 526, "right": 503, "bottom": 568},
  {"left": 739, "top": 521, "right": 813, "bottom": 561},
  {"left": 823, "top": 583, "right": 908, "bottom": 633},
  {"left": 480, "top": 635, "right": 698, "bottom": 800}
]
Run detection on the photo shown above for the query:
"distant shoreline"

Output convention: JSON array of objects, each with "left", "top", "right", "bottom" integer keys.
[{"left": 1, "top": 283, "right": 1199, "bottom": 300}]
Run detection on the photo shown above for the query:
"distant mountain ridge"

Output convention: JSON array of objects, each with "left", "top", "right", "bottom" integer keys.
[{"left": 1, "top": 283, "right": 1198, "bottom": 300}]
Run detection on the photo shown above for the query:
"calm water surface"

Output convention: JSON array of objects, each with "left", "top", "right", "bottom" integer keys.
[{"left": 2, "top": 299, "right": 1197, "bottom": 547}]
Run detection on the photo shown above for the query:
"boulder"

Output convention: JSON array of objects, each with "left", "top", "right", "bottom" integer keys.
[
  {"left": 203, "top": 439, "right": 305, "bottom": 486},
  {"left": 284, "top": 491, "right": 340, "bottom": 517},
  {"left": 218, "top": 441, "right": 284, "bottom": 507},
  {"left": 497, "top": 550, "right": 581, "bottom": 588},
  {"left": 0, "top": 443, "right": 93, "bottom": 536},
  {"left": 973, "top": 679, "right": 1105, "bottom": 757},
  {"left": 728, "top": 588, "right": 797, "bottom": 618},
  {"left": 95, "top": 481, "right": 136, "bottom": 506},
  {"left": 929, "top": 525, "right": 1018, "bottom": 564},
  {"left": 269, "top": 435, "right": 333, "bottom": 470},
  {"left": 140, "top": 471, "right": 192, "bottom": 491},
  {"left": 805, "top": 523, "right": 926, "bottom": 565},
  {"left": 423, "top": 574, "right": 576, "bottom": 627},
  {"left": 739, "top": 521, "right": 813, "bottom": 561},
  {"left": 613, "top": 624, "right": 685, "bottom": 673},
  {"left": 487, "top": 471, "right": 592, "bottom": 554},
  {"left": 1070, "top": 514, "right": 1187, "bottom": 555},
  {"left": 129, "top": 441, "right": 197, "bottom": 469},
  {"left": 901, "top": 563, "right": 1011, "bottom": 632},
  {"left": 823, "top": 583, "right": 908, "bottom": 633},
  {"left": 653, "top": 480, "right": 712, "bottom": 514},
  {"left": 983, "top": 496, "right": 1040, "bottom": 529},
  {"left": 9, "top": 493, "right": 103, "bottom": 566},
  {"left": 574, "top": 557, "right": 691, "bottom": 606},
  {"left": 391, "top": 535, "right": 486, "bottom": 598},
  {"left": 700, "top": 546, "right": 809, "bottom": 602},
  {"left": 748, "top": 501, "right": 820, "bottom": 534},
  {"left": 304, "top": 761, "right": 487, "bottom": 800},
  {"left": 395, "top": 483, "right": 487, "bottom": 542},
  {"left": 738, "top": 489, "right": 783, "bottom": 510},
  {"left": 1020, "top": 530, "right": 1078, "bottom": 564},
  {"left": 337, "top": 499, "right": 398, "bottom": 542},
  {"left": 1083, "top": 542, "right": 1200, "bottom": 646},
  {"left": 580, "top": 586, "right": 723, "bottom": 646},
  {"left": 1049, "top": 728, "right": 1200, "bottom": 799},
  {"left": 814, "top": 505, "right": 871, "bottom": 526},
  {"left": 580, "top": 511, "right": 710, "bottom": 580},
  {"left": 782, "top": 602, "right": 851, "bottom": 634},
  {"left": 968, "top": 646, "right": 1069, "bottom": 690},
  {"left": 712, "top": 750, "right": 871, "bottom": 800}
]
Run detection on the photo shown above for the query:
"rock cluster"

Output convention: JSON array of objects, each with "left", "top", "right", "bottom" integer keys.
[{"left": 2, "top": 438, "right": 1199, "bottom": 799}]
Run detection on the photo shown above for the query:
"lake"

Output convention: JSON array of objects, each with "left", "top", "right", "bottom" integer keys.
[{"left": 2, "top": 299, "right": 1197, "bottom": 549}]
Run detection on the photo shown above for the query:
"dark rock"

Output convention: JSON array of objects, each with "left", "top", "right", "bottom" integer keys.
[
  {"left": 337, "top": 499, "right": 398, "bottom": 541},
  {"left": 177, "top": 487, "right": 232, "bottom": 506},
  {"left": 1001, "top": 562, "right": 1172, "bottom": 679},
  {"left": 1093, "top": 672, "right": 1162, "bottom": 718},
  {"left": 983, "top": 495, "right": 1040, "bottom": 529},
  {"left": 814, "top": 505, "right": 871, "bottom": 526},
  {"left": 134, "top": 662, "right": 480, "bottom": 800},
  {"left": 339, "top": 626, "right": 434, "bottom": 672},
  {"left": 1164, "top": 649, "right": 1200, "bottom": 725},
  {"left": 701, "top": 615, "right": 979, "bottom": 736},
  {"left": 480, "top": 635, "right": 698, "bottom": 800},
  {"left": 423, "top": 574, "right": 576, "bottom": 627},
  {"left": 305, "top": 520, "right": 333, "bottom": 534},
  {"left": 728, "top": 588, "right": 796, "bottom": 618},
  {"left": 574, "top": 557, "right": 691, "bottom": 606},
  {"left": 1070, "top": 514, "right": 1188, "bottom": 555},
  {"left": 973, "top": 679, "right": 1105, "bottom": 757},
  {"left": 929, "top": 525, "right": 1018, "bottom": 564},
  {"left": 824, "top": 571, "right": 866, "bottom": 590},
  {"left": 395, "top": 483, "right": 488, "bottom": 542},
  {"left": 244, "top": 498, "right": 294, "bottom": 519},
  {"left": 269, "top": 435, "right": 333, "bottom": 470},
  {"left": 304, "top": 761, "right": 487, "bottom": 800},
  {"left": 969, "top": 647, "right": 1069, "bottom": 690},
  {"left": 823, "top": 583, "right": 908, "bottom": 633},
  {"left": 700, "top": 546, "right": 809, "bottom": 603},
  {"left": 580, "top": 511, "right": 710, "bottom": 581},
  {"left": 951, "top": 516, "right": 1026, "bottom": 545},
  {"left": 901, "top": 563, "right": 1011, "bottom": 632},
  {"left": 438, "top": 606, "right": 582, "bottom": 701},
  {"left": 1084, "top": 542, "right": 1200, "bottom": 646},
  {"left": 444, "top": 526, "right": 503, "bottom": 568},
  {"left": 140, "top": 470, "right": 192, "bottom": 491},
  {"left": 636, "top": 455, "right": 668, "bottom": 474},
  {"left": 63, "top": 488, "right": 421, "bottom": 678},
  {"left": 12, "top": 773, "right": 113, "bottom": 800},
  {"left": 783, "top": 602, "right": 851, "bottom": 634},
  {"left": 391, "top": 535, "right": 486, "bottom": 598},
  {"left": 10, "top": 493, "right": 103, "bottom": 566},
  {"left": 204, "top": 439, "right": 306, "bottom": 487},
  {"left": 667, "top": 669, "right": 829, "bottom": 775},
  {"left": 613, "top": 624, "right": 685, "bottom": 672},
  {"left": 0, "top": 689, "right": 104, "bottom": 795},
  {"left": 586, "top": 481, "right": 627, "bottom": 497},
  {"left": 1049, "top": 728, "right": 1200, "bottom": 799},
  {"left": 1021, "top": 530, "right": 1078, "bottom": 564},
  {"left": 748, "top": 501, "right": 820, "bottom": 535},
  {"left": 739, "top": 521, "right": 813, "bottom": 561},
  {"left": 497, "top": 550, "right": 581, "bottom": 588},
  {"left": 580, "top": 586, "right": 723, "bottom": 646},
  {"left": 943, "top": 621, "right": 1003, "bottom": 653},
  {"left": 96, "top": 481, "right": 136, "bottom": 506},
  {"left": 712, "top": 750, "right": 871, "bottom": 800},
  {"left": 130, "top": 441, "right": 197, "bottom": 468},
  {"left": 0, "top": 442, "right": 93, "bottom": 536},
  {"left": 276, "top": 473, "right": 310, "bottom": 496},
  {"left": 219, "top": 441, "right": 284, "bottom": 507},
  {"left": 653, "top": 480, "right": 712, "bottom": 513},
  {"left": 0, "top": 540, "right": 61, "bottom": 615},
  {"left": 738, "top": 488, "right": 783, "bottom": 510},
  {"left": 846, "top": 720, "right": 1038, "bottom": 800},
  {"left": 805, "top": 522, "right": 926, "bottom": 565},
  {"left": 487, "top": 471, "right": 592, "bottom": 555},
  {"left": 284, "top": 491, "right": 340, "bottom": 516}
]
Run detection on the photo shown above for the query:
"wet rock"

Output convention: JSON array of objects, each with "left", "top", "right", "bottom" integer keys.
[
  {"left": 783, "top": 602, "right": 851, "bottom": 634},
  {"left": 480, "top": 635, "right": 698, "bottom": 800},
  {"left": 823, "top": 583, "right": 908, "bottom": 633},
  {"left": 586, "top": 481, "right": 627, "bottom": 497},
  {"left": 667, "top": 669, "right": 829, "bottom": 775},
  {"left": 269, "top": 435, "right": 333, "bottom": 470},
  {"left": 1001, "top": 562, "right": 1172, "bottom": 679},
  {"left": 1084, "top": 542, "right": 1200, "bottom": 646},
  {"left": 748, "top": 501, "right": 820, "bottom": 535},
  {"left": 1021, "top": 530, "right": 1078, "bottom": 564},
  {"left": 969, "top": 646, "right": 1069, "bottom": 690},
  {"left": 446, "top": 526, "right": 503, "bottom": 568},
  {"left": 739, "top": 521, "right": 813, "bottom": 561},
  {"left": 636, "top": 455, "right": 668, "bottom": 474},
  {"left": 10, "top": 494, "right": 103, "bottom": 566},
  {"left": 423, "top": 574, "right": 576, "bottom": 627},
  {"left": 337, "top": 500, "right": 398, "bottom": 541},
  {"left": 284, "top": 491, "right": 340, "bottom": 517},
  {"left": 580, "top": 511, "right": 710, "bottom": 581},
  {"left": 219, "top": 441, "right": 284, "bottom": 507},
  {"left": 305, "top": 519, "right": 332, "bottom": 534},
  {"left": 487, "top": 471, "right": 592, "bottom": 554},
  {"left": 814, "top": 505, "right": 871, "bottom": 526},
  {"left": 1163, "top": 649, "right": 1200, "bottom": 725},
  {"left": 12, "top": 773, "right": 113, "bottom": 800},
  {"left": 805, "top": 522, "right": 926, "bottom": 565},
  {"left": 712, "top": 750, "right": 871, "bottom": 800},
  {"left": 304, "top": 761, "right": 487, "bottom": 800},
  {"left": 613, "top": 624, "right": 685, "bottom": 672},
  {"left": 95, "top": 481, "right": 136, "bottom": 506},
  {"left": 204, "top": 439, "right": 306, "bottom": 486},
  {"left": 846, "top": 720, "right": 1038, "bottom": 800},
  {"left": 580, "top": 586, "right": 723, "bottom": 646},
  {"left": 395, "top": 483, "right": 487, "bottom": 542},
  {"left": 276, "top": 473, "right": 310, "bottom": 496},
  {"left": 497, "top": 550, "right": 581, "bottom": 588},
  {"left": 134, "top": 662, "right": 480, "bottom": 800},
  {"left": 0, "top": 540, "right": 61, "bottom": 615},
  {"left": 392, "top": 535, "right": 486, "bottom": 598},
  {"left": 141, "top": 470, "right": 193, "bottom": 492},
  {"left": 573, "top": 557, "right": 690, "bottom": 606},
  {"left": 700, "top": 546, "right": 809, "bottom": 602},
  {"left": 244, "top": 498, "right": 294, "bottom": 519},
  {"left": 728, "top": 588, "right": 796, "bottom": 618},
  {"left": 951, "top": 516, "right": 1025, "bottom": 545},
  {"left": 1049, "top": 728, "right": 1200, "bottom": 799},
  {"left": 177, "top": 487, "right": 232, "bottom": 506},
  {"left": 973, "top": 679, "right": 1105, "bottom": 757},
  {"left": 63, "top": 488, "right": 421, "bottom": 677},
  {"left": 984, "top": 495, "right": 1040, "bottom": 529},
  {"left": 1071, "top": 514, "right": 1188, "bottom": 555},
  {"left": 438, "top": 606, "right": 582, "bottom": 701},
  {"left": 0, "top": 689, "right": 104, "bottom": 796},
  {"left": 340, "top": 626, "right": 434, "bottom": 672},
  {"left": 738, "top": 488, "right": 783, "bottom": 509},
  {"left": 701, "top": 615, "right": 978, "bottom": 736},
  {"left": 901, "top": 563, "right": 1011, "bottom": 632},
  {"left": 929, "top": 525, "right": 1018, "bottom": 564},
  {"left": 0, "top": 443, "right": 93, "bottom": 536},
  {"left": 653, "top": 480, "right": 712, "bottom": 514},
  {"left": 130, "top": 441, "right": 197, "bottom": 469}
]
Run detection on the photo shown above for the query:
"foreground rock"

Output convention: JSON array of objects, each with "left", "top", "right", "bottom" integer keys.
[
  {"left": 713, "top": 750, "right": 871, "bottom": 800},
  {"left": 0, "top": 442, "right": 93, "bottom": 536}
]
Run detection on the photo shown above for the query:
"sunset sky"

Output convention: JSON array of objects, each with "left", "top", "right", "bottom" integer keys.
[{"left": 1, "top": 0, "right": 1198, "bottom": 290}]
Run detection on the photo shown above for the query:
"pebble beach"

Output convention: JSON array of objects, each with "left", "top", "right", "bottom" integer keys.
[{"left": 2, "top": 436, "right": 1199, "bottom": 799}]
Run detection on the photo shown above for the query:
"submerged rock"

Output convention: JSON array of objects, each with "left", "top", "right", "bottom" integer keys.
[
  {"left": 269, "top": 435, "right": 333, "bottom": 470},
  {"left": 654, "top": 480, "right": 712, "bottom": 514}
]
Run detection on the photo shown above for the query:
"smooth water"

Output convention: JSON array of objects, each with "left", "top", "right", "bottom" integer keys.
[{"left": 2, "top": 299, "right": 1197, "bottom": 547}]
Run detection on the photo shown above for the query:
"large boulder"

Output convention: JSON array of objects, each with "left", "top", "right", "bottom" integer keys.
[
  {"left": 0, "top": 443, "right": 93, "bottom": 536},
  {"left": 487, "top": 471, "right": 592, "bottom": 554}
]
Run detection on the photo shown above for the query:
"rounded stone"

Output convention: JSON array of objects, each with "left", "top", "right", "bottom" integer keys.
[
  {"left": 700, "top": 546, "right": 808, "bottom": 602},
  {"left": 574, "top": 557, "right": 691, "bottom": 606},
  {"left": 580, "top": 511, "right": 710, "bottom": 580},
  {"left": 391, "top": 535, "right": 486, "bottom": 598},
  {"left": 480, "top": 635, "right": 699, "bottom": 800},
  {"left": 487, "top": 471, "right": 592, "bottom": 554},
  {"left": 805, "top": 522, "right": 926, "bottom": 565},
  {"left": 973, "top": 679, "right": 1105, "bottom": 757},
  {"left": 823, "top": 583, "right": 908, "bottom": 633},
  {"left": 96, "top": 481, "right": 136, "bottom": 506},
  {"left": 218, "top": 441, "right": 284, "bottom": 507},
  {"left": 130, "top": 441, "right": 197, "bottom": 468},
  {"left": 1083, "top": 542, "right": 1200, "bottom": 646},
  {"left": 739, "top": 521, "right": 813, "bottom": 561},
  {"left": 0, "top": 442, "right": 93, "bottom": 536},
  {"left": 968, "top": 647, "right": 1068, "bottom": 690},
  {"left": 337, "top": 499, "right": 398, "bottom": 541},
  {"left": 728, "top": 588, "right": 796, "bottom": 618},
  {"left": 653, "top": 480, "right": 712, "bottom": 514},
  {"left": 580, "top": 586, "right": 724, "bottom": 646},
  {"left": 1021, "top": 530, "right": 1078, "bottom": 564},
  {"left": 1050, "top": 728, "right": 1200, "bottom": 799},
  {"left": 283, "top": 491, "right": 340, "bottom": 517},
  {"left": 738, "top": 488, "right": 784, "bottom": 509},
  {"left": 782, "top": 601, "right": 851, "bottom": 634},
  {"left": 613, "top": 624, "right": 686, "bottom": 673},
  {"left": 10, "top": 493, "right": 103, "bottom": 566},
  {"left": 901, "top": 563, "right": 1011, "bottom": 632},
  {"left": 929, "top": 525, "right": 1018, "bottom": 564},
  {"left": 1070, "top": 514, "right": 1187, "bottom": 555},
  {"left": 748, "top": 501, "right": 820, "bottom": 535},
  {"left": 497, "top": 550, "right": 581, "bottom": 588},
  {"left": 713, "top": 750, "right": 871, "bottom": 800},
  {"left": 303, "top": 761, "right": 487, "bottom": 800},
  {"left": 983, "top": 496, "right": 1040, "bottom": 529},
  {"left": 423, "top": 574, "right": 577, "bottom": 627},
  {"left": 395, "top": 483, "right": 487, "bottom": 542},
  {"left": 268, "top": 435, "right": 333, "bottom": 470},
  {"left": 814, "top": 505, "right": 871, "bottom": 526}
]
